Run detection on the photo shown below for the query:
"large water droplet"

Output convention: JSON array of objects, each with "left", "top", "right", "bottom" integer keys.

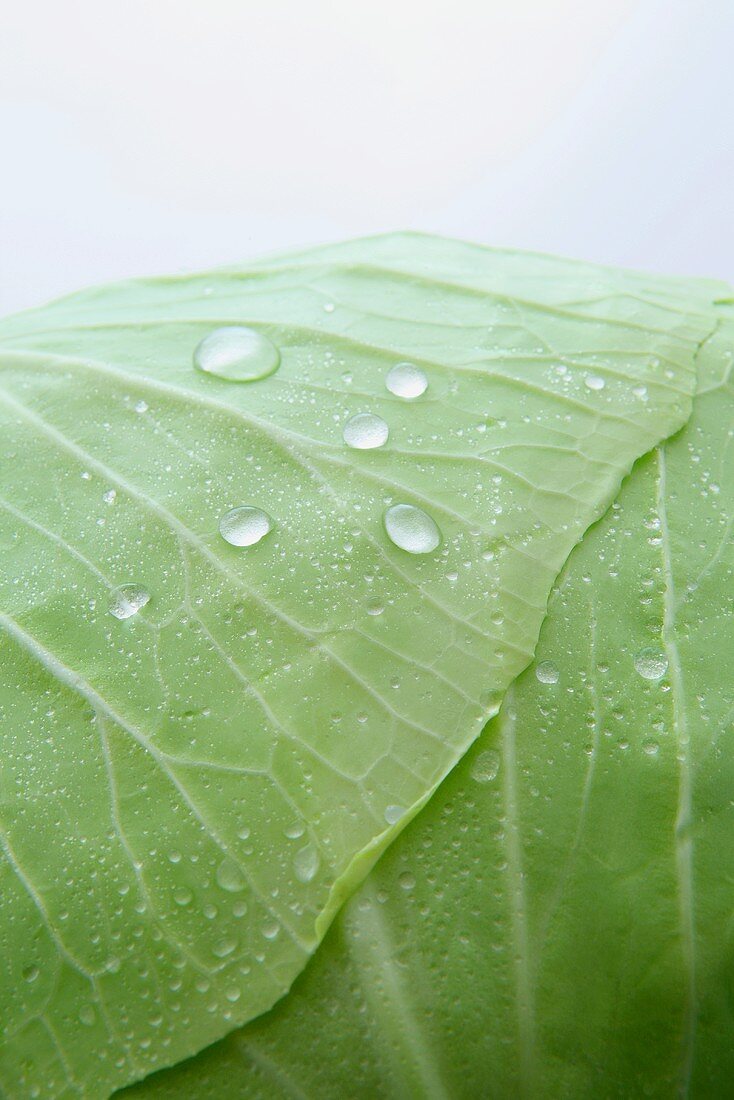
[
  {"left": 293, "top": 843, "right": 320, "bottom": 883},
  {"left": 384, "top": 504, "right": 441, "bottom": 554},
  {"left": 634, "top": 647, "right": 668, "bottom": 681},
  {"left": 343, "top": 412, "right": 389, "bottom": 450},
  {"left": 219, "top": 506, "right": 272, "bottom": 547},
  {"left": 194, "top": 326, "right": 280, "bottom": 383},
  {"left": 584, "top": 374, "right": 606, "bottom": 391},
  {"left": 384, "top": 804, "right": 406, "bottom": 825},
  {"left": 108, "top": 584, "right": 151, "bottom": 620},
  {"left": 212, "top": 936, "right": 237, "bottom": 959},
  {"left": 535, "top": 660, "right": 559, "bottom": 685},
  {"left": 386, "top": 362, "right": 428, "bottom": 399},
  {"left": 216, "top": 858, "right": 246, "bottom": 893},
  {"left": 470, "top": 749, "right": 500, "bottom": 783}
]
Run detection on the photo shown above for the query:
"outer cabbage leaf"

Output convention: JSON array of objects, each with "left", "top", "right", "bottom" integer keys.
[
  {"left": 128, "top": 304, "right": 734, "bottom": 1098},
  {"left": 0, "top": 236, "right": 723, "bottom": 1097}
]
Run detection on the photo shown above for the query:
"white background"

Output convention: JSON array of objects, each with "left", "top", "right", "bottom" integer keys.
[{"left": 1, "top": 0, "right": 732, "bottom": 316}]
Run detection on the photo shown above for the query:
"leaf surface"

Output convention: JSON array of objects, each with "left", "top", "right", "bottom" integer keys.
[
  {"left": 0, "top": 236, "right": 722, "bottom": 1097},
  {"left": 128, "top": 303, "right": 734, "bottom": 1099}
]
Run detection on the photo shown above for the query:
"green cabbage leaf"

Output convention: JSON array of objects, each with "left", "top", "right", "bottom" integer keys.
[
  {"left": 0, "top": 235, "right": 728, "bottom": 1098},
  {"left": 126, "top": 302, "right": 734, "bottom": 1100}
]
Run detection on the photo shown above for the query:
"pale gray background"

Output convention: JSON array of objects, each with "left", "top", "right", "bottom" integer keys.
[{"left": 1, "top": 0, "right": 732, "bottom": 317}]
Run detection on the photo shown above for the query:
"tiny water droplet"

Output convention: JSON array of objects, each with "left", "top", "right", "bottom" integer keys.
[
  {"left": 262, "top": 920, "right": 280, "bottom": 941},
  {"left": 398, "top": 871, "right": 416, "bottom": 891},
  {"left": 293, "top": 844, "right": 320, "bottom": 883},
  {"left": 470, "top": 749, "right": 500, "bottom": 783},
  {"left": 134, "top": 399, "right": 148, "bottom": 414},
  {"left": 22, "top": 965, "right": 40, "bottom": 983},
  {"left": 384, "top": 804, "right": 406, "bottom": 825},
  {"left": 219, "top": 506, "right": 272, "bottom": 547},
  {"left": 343, "top": 412, "right": 389, "bottom": 450},
  {"left": 643, "top": 739, "right": 660, "bottom": 756},
  {"left": 384, "top": 504, "right": 440, "bottom": 554},
  {"left": 216, "top": 859, "right": 246, "bottom": 893},
  {"left": 634, "top": 648, "right": 668, "bottom": 681},
  {"left": 584, "top": 374, "right": 606, "bottom": 391},
  {"left": 108, "top": 584, "right": 151, "bottom": 620},
  {"left": 194, "top": 326, "right": 280, "bottom": 383},
  {"left": 535, "top": 661, "right": 559, "bottom": 685},
  {"left": 103, "top": 489, "right": 117, "bottom": 504},
  {"left": 386, "top": 362, "right": 428, "bottom": 399},
  {"left": 79, "top": 1006, "right": 96, "bottom": 1027}
]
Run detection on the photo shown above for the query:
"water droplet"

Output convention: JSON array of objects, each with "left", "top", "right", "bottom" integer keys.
[
  {"left": 535, "top": 661, "right": 559, "bottom": 685},
  {"left": 173, "top": 887, "right": 193, "bottom": 907},
  {"left": 262, "top": 920, "right": 280, "bottom": 941},
  {"left": 384, "top": 504, "right": 441, "bottom": 554},
  {"left": 470, "top": 749, "right": 500, "bottom": 783},
  {"left": 22, "top": 965, "right": 39, "bottom": 983},
  {"left": 634, "top": 648, "right": 668, "bottom": 681},
  {"left": 293, "top": 844, "right": 320, "bottom": 883},
  {"left": 384, "top": 804, "right": 406, "bottom": 825},
  {"left": 584, "top": 374, "right": 606, "bottom": 391},
  {"left": 643, "top": 739, "right": 660, "bottom": 756},
  {"left": 79, "top": 1006, "right": 96, "bottom": 1027},
  {"left": 219, "top": 506, "right": 272, "bottom": 547},
  {"left": 212, "top": 937, "right": 237, "bottom": 959},
  {"left": 216, "top": 858, "right": 246, "bottom": 893},
  {"left": 343, "top": 412, "right": 389, "bottom": 450},
  {"left": 194, "top": 326, "right": 280, "bottom": 383},
  {"left": 108, "top": 584, "right": 151, "bottom": 620},
  {"left": 103, "top": 489, "right": 116, "bottom": 504},
  {"left": 386, "top": 362, "right": 428, "bottom": 399},
  {"left": 398, "top": 871, "right": 416, "bottom": 891},
  {"left": 134, "top": 399, "right": 148, "bottom": 414}
]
